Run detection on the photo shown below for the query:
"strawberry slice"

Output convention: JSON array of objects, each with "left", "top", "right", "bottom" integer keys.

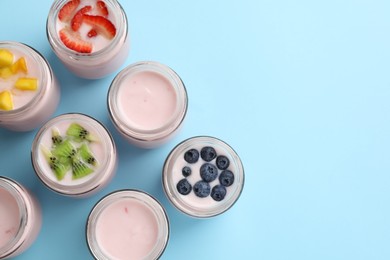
[
  {"left": 83, "top": 14, "right": 116, "bottom": 39},
  {"left": 59, "top": 27, "right": 92, "bottom": 53},
  {"left": 58, "top": 0, "right": 81, "bottom": 22},
  {"left": 96, "top": 1, "right": 109, "bottom": 17},
  {"left": 71, "top": 5, "right": 92, "bottom": 31},
  {"left": 87, "top": 29, "right": 98, "bottom": 38}
]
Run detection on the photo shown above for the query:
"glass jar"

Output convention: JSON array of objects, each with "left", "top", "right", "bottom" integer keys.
[
  {"left": 162, "top": 136, "right": 245, "bottom": 218},
  {"left": 0, "top": 176, "right": 42, "bottom": 259},
  {"left": 31, "top": 113, "right": 117, "bottom": 197},
  {"left": 46, "top": 0, "right": 130, "bottom": 79},
  {"left": 0, "top": 41, "right": 60, "bottom": 131},
  {"left": 107, "top": 61, "right": 188, "bottom": 148},
  {"left": 86, "top": 189, "right": 169, "bottom": 260}
]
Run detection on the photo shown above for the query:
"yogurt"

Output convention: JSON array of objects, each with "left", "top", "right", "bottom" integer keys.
[
  {"left": 31, "top": 113, "right": 117, "bottom": 197},
  {"left": 86, "top": 190, "right": 169, "bottom": 260}
]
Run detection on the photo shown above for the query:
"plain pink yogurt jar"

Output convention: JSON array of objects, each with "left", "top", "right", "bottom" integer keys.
[
  {"left": 46, "top": 0, "right": 129, "bottom": 79},
  {"left": 163, "top": 136, "right": 245, "bottom": 218},
  {"left": 0, "top": 176, "right": 42, "bottom": 259},
  {"left": 0, "top": 41, "right": 60, "bottom": 131},
  {"left": 31, "top": 113, "right": 117, "bottom": 197},
  {"left": 107, "top": 61, "right": 188, "bottom": 148},
  {"left": 86, "top": 190, "right": 169, "bottom": 260}
]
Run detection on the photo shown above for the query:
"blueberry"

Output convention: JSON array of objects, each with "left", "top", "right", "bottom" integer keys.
[
  {"left": 211, "top": 185, "right": 227, "bottom": 201},
  {"left": 200, "top": 146, "right": 217, "bottom": 162},
  {"left": 216, "top": 155, "right": 230, "bottom": 170},
  {"left": 219, "top": 170, "right": 234, "bottom": 187},
  {"left": 182, "top": 166, "right": 192, "bottom": 177},
  {"left": 193, "top": 181, "right": 211, "bottom": 198},
  {"left": 176, "top": 179, "right": 192, "bottom": 195},
  {"left": 200, "top": 163, "right": 218, "bottom": 182},
  {"left": 184, "top": 149, "right": 199, "bottom": 163}
]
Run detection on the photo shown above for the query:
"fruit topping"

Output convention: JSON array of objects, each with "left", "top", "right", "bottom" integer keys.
[
  {"left": 41, "top": 145, "right": 70, "bottom": 181},
  {"left": 193, "top": 181, "right": 211, "bottom": 198},
  {"left": 59, "top": 27, "right": 93, "bottom": 53},
  {"left": 211, "top": 185, "right": 227, "bottom": 201},
  {"left": 11, "top": 57, "right": 28, "bottom": 74},
  {"left": 82, "top": 14, "right": 116, "bottom": 39},
  {"left": 200, "top": 146, "right": 217, "bottom": 162},
  {"left": 184, "top": 149, "right": 199, "bottom": 164},
  {"left": 96, "top": 1, "right": 109, "bottom": 17},
  {"left": 58, "top": 0, "right": 81, "bottom": 22},
  {"left": 66, "top": 123, "right": 98, "bottom": 142},
  {"left": 0, "top": 49, "right": 14, "bottom": 68},
  {"left": 87, "top": 29, "right": 98, "bottom": 38},
  {"left": 72, "top": 157, "right": 94, "bottom": 179},
  {"left": 71, "top": 5, "right": 92, "bottom": 31},
  {"left": 0, "top": 90, "right": 13, "bottom": 111},
  {"left": 200, "top": 163, "right": 218, "bottom": 182},
  {"left": 176, "top": 179, "right": 192, "bottom": 195},
  {"left": 78, "top": 143, "right": 97, "bottom": 166},
  {"left": 52, "top": 139, "right": 77, "bottom": 160},
  {"left": 219, "top": 170, "right": 234, "bottom": 187},
  {"left": 0, "top": 67, "right": 13, "bottom": 79},
  {"left": 182, "top": 166, "right": 192, "bottom": 177},
  {"left": 216, "top": 155, "right": 230, "bottom": 170},
  {"left": 14, "top": 78, "right": 38, "bottom": 91},
  {"left": 51, "top": 127, "right": 63, "bottom": 145}
]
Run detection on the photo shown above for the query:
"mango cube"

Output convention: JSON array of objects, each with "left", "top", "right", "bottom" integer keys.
[
  {"left": 0, "top": 49, "right": 14, "bottom": 68},
  {"left": 0, "top": 67, "right": 13, "bottom": 79},
  {"left": 14, "top": 77, "right": 38, "bottom": 91},
  {"left": 0, "top": 90, "right": 13, "bottom": 111},
  {"left": 11, "top": 57, "right": 28, "bottom": 74}
]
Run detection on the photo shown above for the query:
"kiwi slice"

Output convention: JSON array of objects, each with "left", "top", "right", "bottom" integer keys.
[
  {"left": 41, "top": 145, "right": 70, "bottom": 181},
  {"left": 51, "top": 127, "right": 63, "bottom": 146},
  {"left": 66, "top": 123, "right": 98, "bottom": 142},
  {"left": 52, "top": 139, "right": 77, "bottom": 160},
  {"left": 77, "top": 143, "right": 97, "bottom": 166},
  {"left": 72, "top": 157, "right": 94, "bottom": 179}
]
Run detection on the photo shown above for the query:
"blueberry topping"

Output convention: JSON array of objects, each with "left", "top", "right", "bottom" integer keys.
[
  {"left": 182, "top": 166, "right": 192, "bottom": 177},
  {"left": 216, "top": 155, "right": 230, "bottom": 170},
  {"left": 200, "top": 146, "right": 217, "bottom": 162},
  {"left": 219, "top": 170, "right": 235, "bottom": 187},
  {"left": 211, "top": 185, "right": 227, "bottom": 201},
  {"left": 184, "top": 149, "right": 199, "bottom": 163},
  {"left": 193, "top": 181, "right": 211, "bottom": 198},
  {"left": 200, "top": 163, "right": 219, "bottom": 182},
  {"left": 176, "top": 179, "right": 192, "bottom": 195}
]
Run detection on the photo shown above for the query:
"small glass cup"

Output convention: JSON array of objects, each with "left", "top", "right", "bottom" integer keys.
[
  {"left": 107, "top": 61, "right": 188, "bottom": 148},
  {"left": 86, "top": 189, "right": 169, "bottom": 260},
  {"left": 46, "top": 0, "right": 130, "bottom": 79},
  {"left": 0, "top": 176, "right": 42, "bottom": 259},
  {"left": 0, "top": 41, "right": 60, "bottom": 131},
  {"left": 31, "top": 113, "right": 117, "bottom": 197},
  {"left": 162, "top": 136, "right": 245, "bottom": 218}
]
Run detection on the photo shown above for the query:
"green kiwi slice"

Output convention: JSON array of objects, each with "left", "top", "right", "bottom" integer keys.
[
  {"left": 77, "top": 143, "right": 98, "bottom": 166},
  {"left": 41, "top": 145, "right": 70, "bottom": 181},
  {"left": 66, "top": 123, "right": 98, "bottom": 142},
  {"left": 72, "top": 157, "right": 94, "bottom": 179},
  {"left": 51, "top": 127, "right": 63, "bottom": 146},
  {"left": 52, "top": 139, "right": 77, "bottom": 160}
]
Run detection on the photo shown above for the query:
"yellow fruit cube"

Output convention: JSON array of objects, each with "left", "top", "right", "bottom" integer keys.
[
  {"left": 0, "top": 67, "right": 13, "bottom": 79},
  {"left": 11, "top": 57, "right": 28, "bottom": 74},
  {"left": 0, "top": 90, "right": 13, "bottom": 111},
  {"left": 14, "top": 77, "right": 38, "bottom": 91},
  {"left": 0, "top": 49, "right": 14, "bottom": 68}
]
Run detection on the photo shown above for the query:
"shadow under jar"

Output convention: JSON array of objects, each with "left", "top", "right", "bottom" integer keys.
[{"left": 46, "top": 0, "right": 129, "bottom": 79}]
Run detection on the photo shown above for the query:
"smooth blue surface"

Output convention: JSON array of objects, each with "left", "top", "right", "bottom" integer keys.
[{"left": 1, "top": 0, "right": 390, "bottom": 259}]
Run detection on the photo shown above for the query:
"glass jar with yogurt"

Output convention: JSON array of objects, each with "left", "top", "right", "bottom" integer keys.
[{"left": 46, "top": 0, "right": 129, "bottom": 79}]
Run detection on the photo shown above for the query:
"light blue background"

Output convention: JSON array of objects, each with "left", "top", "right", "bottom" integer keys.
[{"left": 1, "top": 0, "right": 390, "bottom": 259}]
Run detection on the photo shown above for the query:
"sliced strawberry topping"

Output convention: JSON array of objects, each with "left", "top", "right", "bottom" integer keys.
[
  {"left": 58, "top": 0, "right": 81, "bottom": 22},
  {"left": 87, "top": 29, "right": 98, "bottom": 38},
  {"left": 71, "top": 5, "right": 92, "bottom": 31},
  {"left": 59, "top": 27, "right": 93, "bottom": 53},
  {"left": 96, "top": 1, "right": 109, "bottom": 17},
  {"left": 83, "top": 14, "right": 116, "bottom": 39}
]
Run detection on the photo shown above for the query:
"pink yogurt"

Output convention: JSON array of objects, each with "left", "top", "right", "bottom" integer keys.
[
  {"left": 108, "top": 61, "right": 188, "bottom": 148},
  {"left": 86, "top": 190, "right": 169, "bottom": 260},
  {"left": 47, "top": 0, "right": 129, "bottom": 79},
  {"left": 0, "top": 177, "right": 42, "bottom": 259},
  {"left": 31, "top": 113, "right": 117, "bottom": 197},
  {"left": 0, "top": 41, "right": 60, "bottom": 131}
]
